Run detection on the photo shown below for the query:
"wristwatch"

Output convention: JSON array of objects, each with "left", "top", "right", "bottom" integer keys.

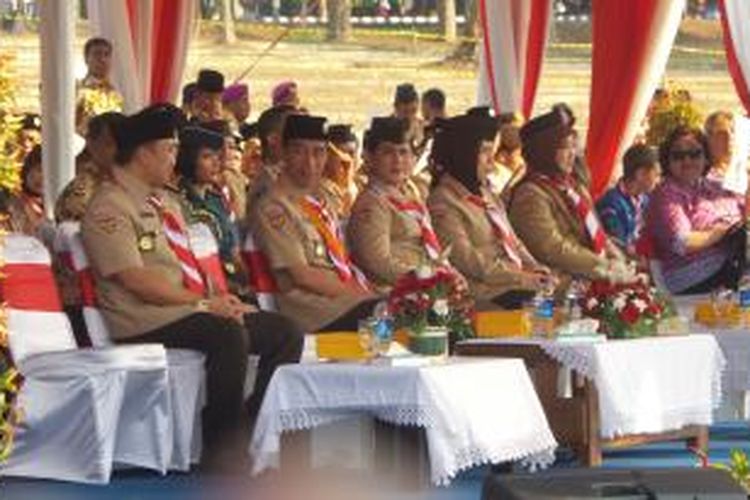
[{"left": 196, "top": 299, "right": 211, "bottom": 312}]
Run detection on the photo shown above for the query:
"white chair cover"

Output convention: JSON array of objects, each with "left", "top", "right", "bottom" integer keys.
[
  {"left": 0, "top": 234, "right": 172, "bottom": 481},
  {"left": 55, "top": 225, "right": 209, "bottom": 471}
]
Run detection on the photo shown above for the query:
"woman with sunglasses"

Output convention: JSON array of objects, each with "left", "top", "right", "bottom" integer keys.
[{"left": 646, "top": 126, "right": 744, "bottom": 294}]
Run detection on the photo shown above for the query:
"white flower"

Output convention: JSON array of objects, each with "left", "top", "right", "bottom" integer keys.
[
  {"left": 415, "top": 265, "right": 435, "bottom": 280},
  {"left": 433, "top": 299, "right": 449, "bottom": 317},
  {"left": 586, "top": 297, "right": 598, "bottom": 310},
  {"left": 633, "top": 298, "right": 648, "bottom": 313},
  {"left": 613, "top": 295, "right": 627, "bottom": 311}
]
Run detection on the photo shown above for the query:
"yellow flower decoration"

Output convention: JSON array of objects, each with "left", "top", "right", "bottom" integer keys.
[{"left": 0, "top": 54, "right": 22, "bottom": 193}]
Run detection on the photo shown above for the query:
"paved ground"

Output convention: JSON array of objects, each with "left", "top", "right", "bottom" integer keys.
[{"left": 2, "top": 422, "right": 748, "bottom": 499}]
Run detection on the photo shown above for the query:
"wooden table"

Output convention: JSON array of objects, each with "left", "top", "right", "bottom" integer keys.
[{"left": 455, "top": 341, "right": 707, "bottom": 466}]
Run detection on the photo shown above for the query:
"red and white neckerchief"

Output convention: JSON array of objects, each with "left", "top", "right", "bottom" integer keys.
[
  {"left": 533, "top": 173, "right": 607, "bottom": 255},
  {"left": 374, "top": 185, "right": 442, "bottom": 261},
  {"left": 300, "top": 195, "right": 369, "bottom": 289},
  {"left": 146, "top": 194, "right": 207, "bottom": 295},
  {"left": 466, "top": 193, "right": 524, "bottom": 269}
]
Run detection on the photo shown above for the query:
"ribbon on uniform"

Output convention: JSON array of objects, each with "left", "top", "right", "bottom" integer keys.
[
  {"left": 466, "top": 194, "right": 524, "bottom": 269},
  {"left": 532, "top": 173, "right": 607, "bottom": 255},
  {"left": 146, "top": 194, "right": 206, "bottom": 295},
  {"left": 386, "top": 195, "right": 442, "bottom": 261},
  {"left": 299, "top": 195, "right": 369, "bottom": 289}
]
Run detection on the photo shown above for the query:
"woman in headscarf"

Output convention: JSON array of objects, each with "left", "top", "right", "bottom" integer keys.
[
  {"left": 427, "top": 113, "right": 551, "bottom": 308},
  {"left": 508, "top": 107, "right": 625, "bottom": 287}
]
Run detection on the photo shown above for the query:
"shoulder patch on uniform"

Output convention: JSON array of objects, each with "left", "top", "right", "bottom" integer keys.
[
  {"left": 92, "top": 209, "right": 126, "bottom": 234},
  {"left": 262, "top": 202, "right": 287, "bottom": 230},
  {"left": 429, "top": 203, "right": 449, "bottom": 218}
]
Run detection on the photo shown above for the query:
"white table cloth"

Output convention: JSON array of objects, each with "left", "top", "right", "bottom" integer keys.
[
  {"left": 465, "top": 335, "right": 725, "bottom": 439},
  {"left": 250, "top": 357, "right": 557, "bottom": 486},
  {"left": 671, "top": 294, "right": 750, "bottom": 419}
]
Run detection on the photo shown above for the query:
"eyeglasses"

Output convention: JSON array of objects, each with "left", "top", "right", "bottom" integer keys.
[{"left": 669, "top": 148, "right": 704, "bottom": 161}]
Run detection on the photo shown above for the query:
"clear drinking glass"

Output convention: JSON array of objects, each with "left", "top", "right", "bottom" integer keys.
[{"left": 358, "top": 319, "right": 377, "bottom": 359}]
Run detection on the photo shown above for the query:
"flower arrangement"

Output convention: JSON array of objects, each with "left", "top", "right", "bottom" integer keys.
[
  {"left": 581, "top": 276, "right": 673, "bottom": 339},
  {"left": 0, "top": 53, "right": 22, "bottom": 194},
  {"left": 0, "top": 55, "right": 24, "bottom": 463},
  {"left": 0, "top": 231, "right": 22, "bottom": 462},
  {"left": 388, "top": 265, "right": 474, "bottom": 343}
]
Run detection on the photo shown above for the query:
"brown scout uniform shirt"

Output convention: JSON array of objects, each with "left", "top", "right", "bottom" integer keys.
[
  {"left": 508, "top": 176, "right": 606, "bottom": 280},
  {"left": 347, "top": 181, "right": 431, "bottom": 291},
  {"left": 251, "top": 186, "right": 368, "bottom": 332},
  {"left": 82, "top": 169, "right": 197, "bottom": 340},
  {"left": 223, "top": 166, "right": 248, "bottom": 221},
  {"left": 55, "top": 159, "right": 109, "bottom": 223},
  {"left": 427, "top": 175, "right": 534, "bottom": 303}
]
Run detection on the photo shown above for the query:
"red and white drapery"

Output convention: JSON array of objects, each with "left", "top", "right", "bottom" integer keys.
[
  {"left": 87, "top": 0, "right": 196, "bottom": 111},
  {"left": 586, "top": 1, "right": 684, "bottom": 199},
  {"left": 719, "top": 0, "right": 750, "bottom": 114},
  {"left": 476, "top": 0, "right": 553, "bottom": 118}
]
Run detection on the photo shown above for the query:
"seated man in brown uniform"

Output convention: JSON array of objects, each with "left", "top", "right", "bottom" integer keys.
[
  {"left": 348, "top": 117, "right": 443, "bottom": 291},
  {"left": 82, "top": 104, "right": 303, "bottom": 470},
  {"left": 252, "top": 114, "right": 378, "bottom": 333}
]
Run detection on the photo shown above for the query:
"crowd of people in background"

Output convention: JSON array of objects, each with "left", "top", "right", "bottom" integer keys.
[{"left": 1, "top": 34, "right": 747, "bottom": 470}]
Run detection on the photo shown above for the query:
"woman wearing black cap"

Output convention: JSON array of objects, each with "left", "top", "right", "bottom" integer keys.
[
  {"left": 176, "top": 126, "right": 247, "bottom": 292},
  {"left": 427, "top": 114, "right": 551, "bottom": 308},
  {"left": 509, "top": 107, "right": 625, "bottom": 285}
]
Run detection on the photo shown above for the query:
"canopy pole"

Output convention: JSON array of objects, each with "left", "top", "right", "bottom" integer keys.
[{"left": 39, "top": 0, "right": 76, "bottom": 217}]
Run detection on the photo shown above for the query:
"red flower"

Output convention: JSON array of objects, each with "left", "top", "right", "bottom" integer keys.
[{"left": 620, "top": 303, "right": 640, "bottom": 325}]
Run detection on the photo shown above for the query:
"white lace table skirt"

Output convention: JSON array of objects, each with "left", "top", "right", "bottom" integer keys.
[
  {"left": 249, "top": 357, "right": 557, "bottom": 486},
  {"left": 469, "top": 335, "right": 725, "bottom": 439}
]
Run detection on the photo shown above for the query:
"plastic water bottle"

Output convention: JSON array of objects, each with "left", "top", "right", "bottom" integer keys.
[
  {"left": 738, "top": 276, "right": 750, "bottom": 328},
  {"left": 532, "top": 288, "right": 555, "bottom": 338},
  {"left": 372, "top": 301, "right": 394, "bottom": 355},
  {"left": 740, "top": 217, "right": 750, "bottom": 327},
  {"left": 565, "top": 279, "right": 583, "bottom": 322}
]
